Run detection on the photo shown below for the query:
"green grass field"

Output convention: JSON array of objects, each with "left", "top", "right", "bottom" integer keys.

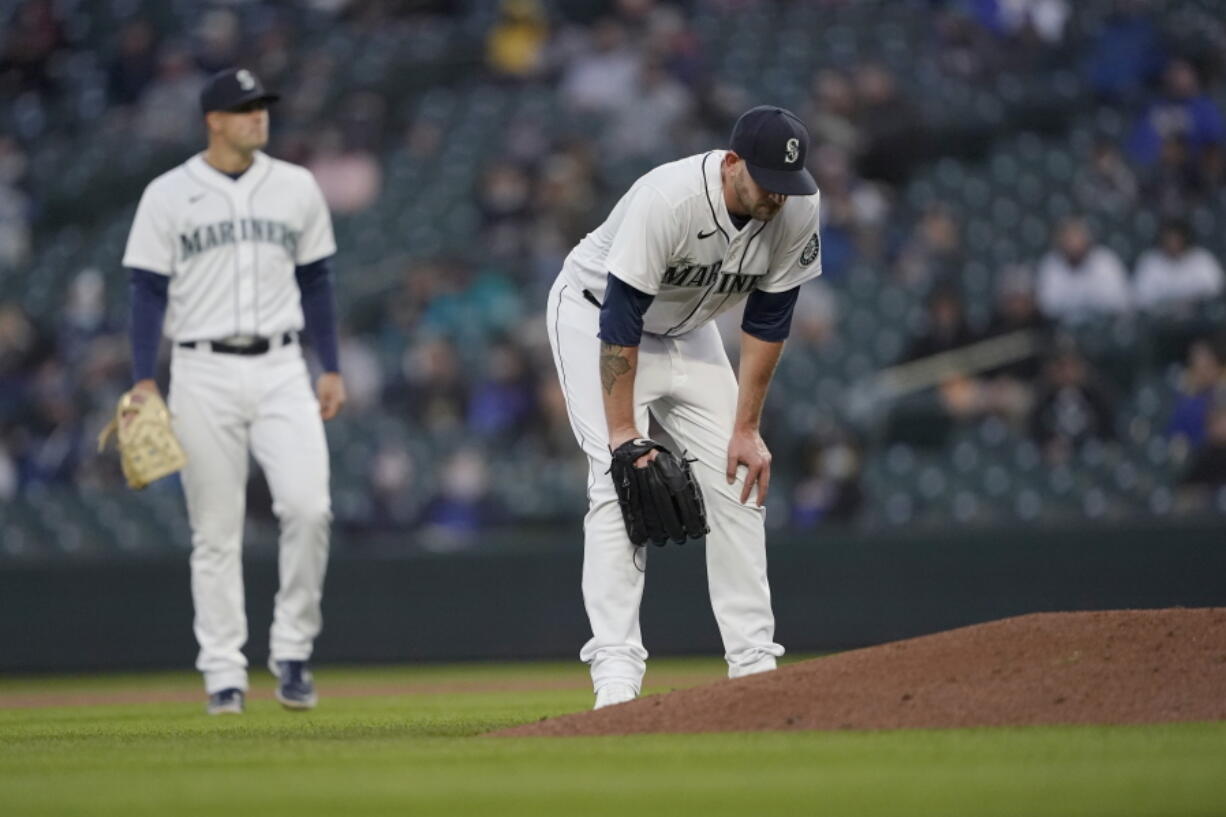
[{"left": 2, "top": 658, "right": 1224, "bottom": 817}]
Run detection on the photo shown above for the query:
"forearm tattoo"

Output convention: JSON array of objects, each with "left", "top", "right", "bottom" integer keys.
[{"left": 600, "top": 343, "right": 632, "bottom": 394}]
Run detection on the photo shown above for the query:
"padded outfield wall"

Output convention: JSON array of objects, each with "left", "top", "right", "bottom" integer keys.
[{"left": 2, "top": 522, "right": 1224, "bottom": 672}]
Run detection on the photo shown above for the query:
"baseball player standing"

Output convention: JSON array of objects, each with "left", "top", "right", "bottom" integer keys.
[
  {"left": 122, "top": 68, "right": 345, "bottom": 714},
  {"left": 547, "top": 106, "right": 823, "bottom": 708}
]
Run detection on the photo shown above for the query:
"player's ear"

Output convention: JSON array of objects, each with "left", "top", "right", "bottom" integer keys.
[
  {"left": 724, "top": 151, "right": 742, "bottom": 168},
  {"left": 204, "top": 111, "right": 221, "bottom": 135}
]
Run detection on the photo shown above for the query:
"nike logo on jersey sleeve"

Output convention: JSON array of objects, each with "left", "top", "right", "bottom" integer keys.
[
  {"left": 696, "top": 228, "right": 719, "bottom": 239},
  {"left": 188, "top": 193, "right": 206, "bottom": 204}
]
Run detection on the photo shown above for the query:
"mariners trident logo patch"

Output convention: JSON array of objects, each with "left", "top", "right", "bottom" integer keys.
[{"left": 800, "top": 232, "right": 820, "bottom": 266}]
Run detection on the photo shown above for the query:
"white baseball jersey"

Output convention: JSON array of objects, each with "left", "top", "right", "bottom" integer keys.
[
  {"left": 123, "top": 150, "right": 335, "bottom": 342},
  {"left": 561, "top": 150, "right": 822, "bottom": 336}
]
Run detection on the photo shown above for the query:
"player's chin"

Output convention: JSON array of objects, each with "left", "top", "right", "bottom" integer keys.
[{"left": 755, "top": 205, "right": 781, "bottom": 221}]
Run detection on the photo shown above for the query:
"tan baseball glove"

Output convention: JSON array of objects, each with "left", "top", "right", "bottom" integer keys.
[{"left": 97, "top": 389, "right": 187, "bottom": 490}]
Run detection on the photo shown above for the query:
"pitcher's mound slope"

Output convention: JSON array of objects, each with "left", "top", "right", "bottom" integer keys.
[{"left": 493, "top": 608, "right": 1226, "bottom": 736}]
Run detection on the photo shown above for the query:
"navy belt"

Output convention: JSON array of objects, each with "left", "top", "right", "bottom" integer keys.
[{"left": 178, "top": 332, "right": 297, "bottom": 356}]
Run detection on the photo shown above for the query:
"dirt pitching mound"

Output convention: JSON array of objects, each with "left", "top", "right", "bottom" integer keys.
[{"left": 493, "top": 608, "right": 1226, "bottom": 737}]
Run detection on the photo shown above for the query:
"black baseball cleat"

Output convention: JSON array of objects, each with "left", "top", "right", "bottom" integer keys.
[
  {"left": 270, "top": 660, "right": 318, "bottom": 710},
  {"left": 206, "top": 687, "right": 245, "bottom": 715}
]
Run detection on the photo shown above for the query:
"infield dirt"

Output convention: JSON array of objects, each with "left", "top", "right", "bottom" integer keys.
[{"left": 493, "top": 608, "right": 1226, "bottom": 737}]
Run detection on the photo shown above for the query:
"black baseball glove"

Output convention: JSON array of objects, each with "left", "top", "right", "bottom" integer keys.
[{"left": 609, "top": 438, "right": 709, "bottom": 547}]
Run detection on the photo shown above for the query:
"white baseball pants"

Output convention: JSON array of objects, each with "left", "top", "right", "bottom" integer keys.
[
  {"left": 169, "top": 342, "right": 331, "bottom": 694},
  {"left": 547, "top": 277, "right": 784, "bottom": 694}
]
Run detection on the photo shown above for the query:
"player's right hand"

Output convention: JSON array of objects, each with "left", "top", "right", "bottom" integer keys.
[
  {"left": 125, "top": 380, "right": 161, "bottom": 427},
  {"left": 726, "top": 427, "right": 772, "bottom": 506},
  {"left": 131, "top": 379, "right": 161, "bottom": 397}
]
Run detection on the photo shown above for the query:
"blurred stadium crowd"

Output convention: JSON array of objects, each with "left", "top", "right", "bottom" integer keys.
[{"left": 2, "top": 0, "right": 1226, "bottom": 557}]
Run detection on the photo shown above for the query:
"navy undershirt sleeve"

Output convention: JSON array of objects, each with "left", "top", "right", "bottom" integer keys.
[
  {"left": 295, "top": 256, "right": 340, "bottom": 373},
  {"left": 128, "top": 267, "right": 168, "bottom": 382},
  {"left": 741, "top": 286, "right": 800, "bottom": 342},
  {"left": 599, "top": 272, "right": 655, "bottom": 347}
]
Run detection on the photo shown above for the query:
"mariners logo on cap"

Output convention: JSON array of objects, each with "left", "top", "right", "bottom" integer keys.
[
  {"left": 237, "top": 69, "right": 256, "bottom": 91},
  {"left": 785, "top": 138, "right": 800, "bottom": 165}
]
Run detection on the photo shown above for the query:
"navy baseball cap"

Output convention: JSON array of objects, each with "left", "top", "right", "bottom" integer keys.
[
  {"left": 200, "top": 68, "right": 280, "bottom": 114},
  {"left": 729, "top": 106, "right": 817, "bottom": 196}
]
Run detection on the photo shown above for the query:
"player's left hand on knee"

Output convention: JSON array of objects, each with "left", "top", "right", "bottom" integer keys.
[
  {"left": 726, "top": 429, "right": 771, "bottom": 506},
  {"left": 316, "top": 373, "right": 347, "bottom": 420}
]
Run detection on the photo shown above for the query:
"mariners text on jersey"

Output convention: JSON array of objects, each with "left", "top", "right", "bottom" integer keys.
[
  {"left": 561, "top": 150, "right": 822, "bottom": 337},
  {"left": 178, "top": 218, "right": 301, "bottom": 262},
  {"left": 660, "top": 259, "right": 766, "bottom": 294}
]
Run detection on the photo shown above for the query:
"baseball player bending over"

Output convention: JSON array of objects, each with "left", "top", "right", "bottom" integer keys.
[
  {"left": 547, "top": 106, "right": 823, "bottom": 709},
  {"left": 122, "top": 68, "right": 345, "bottom": 714}
]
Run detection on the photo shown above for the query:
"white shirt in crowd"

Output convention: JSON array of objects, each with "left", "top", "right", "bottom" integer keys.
[
  {"left": 1133, "top": 246, "right": 1225, "bottom": 312},
  {"left": 1036, "top": 245, "right": 1130, "bottom": 324}
]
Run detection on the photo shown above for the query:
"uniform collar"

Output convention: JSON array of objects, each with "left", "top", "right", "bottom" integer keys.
[
  {"left": 702, "top": 150, "right": 761, "bottom": 240},
  {"left": 190, "top": 150, "right": 270, "bottom": 186}
]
